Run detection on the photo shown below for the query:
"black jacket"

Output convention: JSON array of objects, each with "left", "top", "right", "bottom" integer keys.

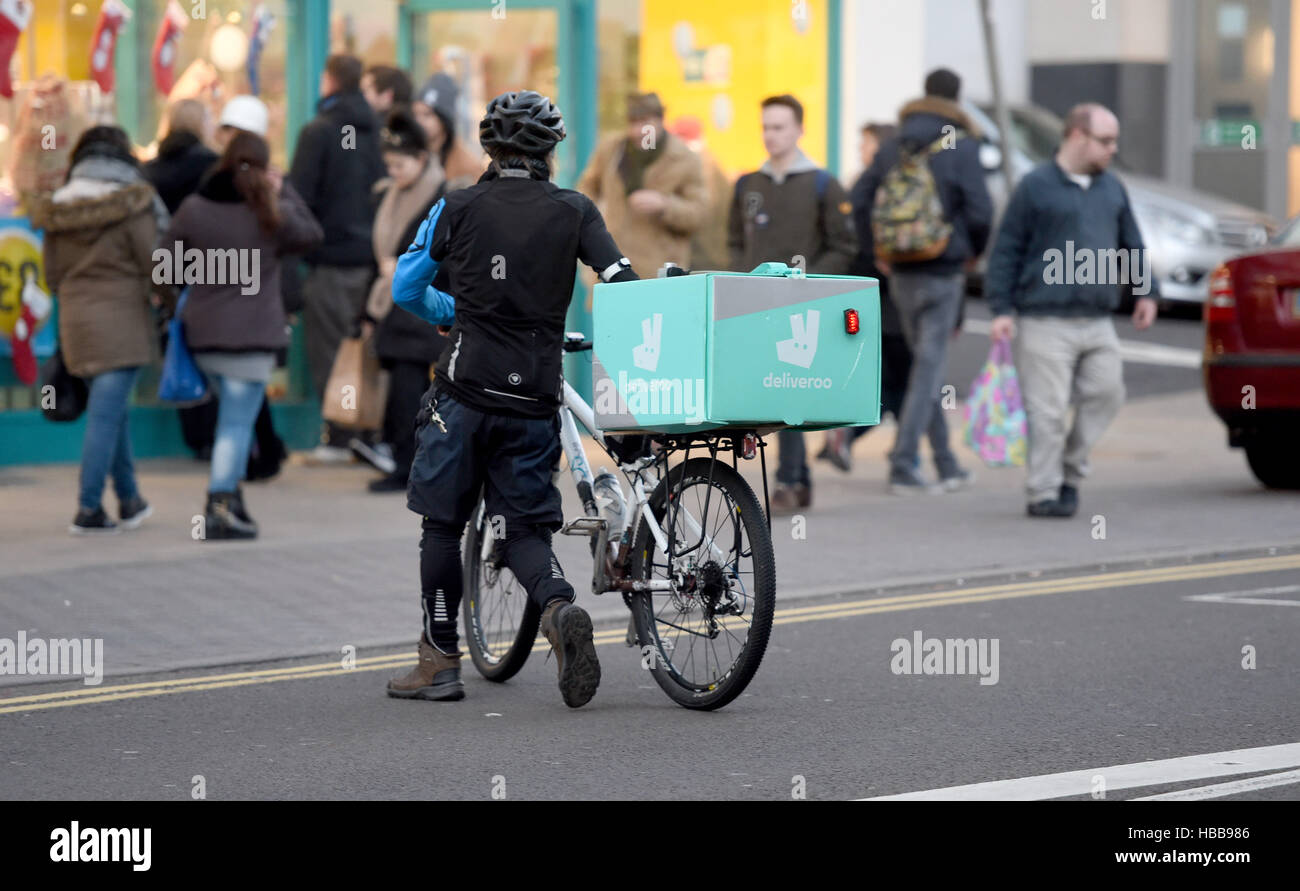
[
  {"left": 288, "top": 89, "right": 385, "bottom": 266},
  {"left": 143, "top": 131, "right": 219, "bottom": 214},
  {"left": 855, "top": 96, "right": 993, "bottom": 275},
  {"left": 392, "top": 169, "right": 636, "bottom": 418}
]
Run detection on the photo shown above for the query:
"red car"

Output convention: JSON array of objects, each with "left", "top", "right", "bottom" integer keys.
[{"left": 1204, "top": 223, "right": 1300, "bottom": 489}]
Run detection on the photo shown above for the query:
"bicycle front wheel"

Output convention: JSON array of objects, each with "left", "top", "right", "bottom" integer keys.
[
  {"left": 462, "top": 501, "right": 539, "bottom": 682},
  {"left": 629, "top": 457, "right": 775, "bottom": 710}
]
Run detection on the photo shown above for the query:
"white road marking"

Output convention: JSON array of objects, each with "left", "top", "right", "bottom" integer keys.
[
  {"left": 1185, "top": 585, "right": 1300, "bottom": 607},
  {"left": 1133, "top": 768, "right": 1300, "bottom": 801},
  {"left": 861, "top": 741, "right": 1300, "bottom": 800},
  {"left": 962, "top": 318, "right": 1202, "bottom": 368}
]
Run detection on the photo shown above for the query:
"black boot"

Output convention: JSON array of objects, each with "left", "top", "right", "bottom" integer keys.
[
  {"left": 204, "top": 491, "right": 258, "bottom": 540},
  {"left": 231, "top": 486, "right": 255, "bottom": 525}
]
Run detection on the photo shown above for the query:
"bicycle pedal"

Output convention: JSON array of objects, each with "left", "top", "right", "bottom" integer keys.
[{"left": 560, "top": 517, "right": 608, "bottom": 537}]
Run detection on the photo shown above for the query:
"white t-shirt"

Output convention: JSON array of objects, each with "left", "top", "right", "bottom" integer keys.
[{"left": 1066, "top": 171, "right": 1092, "bottom": 190}]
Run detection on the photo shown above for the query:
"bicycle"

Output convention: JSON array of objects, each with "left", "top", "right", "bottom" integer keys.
[{"left": 461, "top": 333, "right": 777, "bottom": 711}]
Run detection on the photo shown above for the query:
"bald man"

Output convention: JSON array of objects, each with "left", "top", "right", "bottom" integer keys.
[{"left": 984, "top": 103, "right": 1158, "bottom": 518}]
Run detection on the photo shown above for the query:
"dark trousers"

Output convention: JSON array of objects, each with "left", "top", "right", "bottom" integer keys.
[
  {"left": 382, "top": 360, "right": 429, "bottom": 478},
  {"left": 848, "top": 332, "right": 914, "bottom": 445},
  {"left": 408, "top": 389, "right": 573, "bottom": 650}
]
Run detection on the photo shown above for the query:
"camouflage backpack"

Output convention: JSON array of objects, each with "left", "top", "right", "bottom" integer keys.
[{"left": 872, "top": 135, "right": 954, "bottom": 264}]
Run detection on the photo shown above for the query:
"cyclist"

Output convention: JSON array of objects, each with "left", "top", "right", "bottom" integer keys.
[{"left": 386, "top": 90, "right": 639, "bottom": 708}]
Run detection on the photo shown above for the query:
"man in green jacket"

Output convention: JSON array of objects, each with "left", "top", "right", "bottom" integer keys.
[{"left": 728, "top": 94, "right": 857, "bottom": 514}]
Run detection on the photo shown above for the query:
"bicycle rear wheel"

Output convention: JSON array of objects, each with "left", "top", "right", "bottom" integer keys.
[
  {"left": 628, "top": 457, "right": 775, "bottom": 710},
  {"left": 462, "top": 501, "right": 539, "bottom": 681}
]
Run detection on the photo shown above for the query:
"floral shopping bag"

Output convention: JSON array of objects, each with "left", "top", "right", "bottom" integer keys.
[{"left": 962, "top": 338, "right": 1026, "bottom": 467}]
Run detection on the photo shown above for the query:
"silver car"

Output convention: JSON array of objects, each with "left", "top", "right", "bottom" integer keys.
[{"left": 967, "top": 103, "right": 1275, "bottom": 309}]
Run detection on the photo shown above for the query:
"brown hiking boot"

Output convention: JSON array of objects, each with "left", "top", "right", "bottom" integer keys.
[
  {"left": 770, "top": 483, "right": 810, "bottom": 516},
  {"left": 540, "top": 599, "right": 601, "bottom": 708},
  {"left": 386, "top": 634, "right": 465, "bottom": 701}
]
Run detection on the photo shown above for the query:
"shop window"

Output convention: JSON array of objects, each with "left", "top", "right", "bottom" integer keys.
[{"left": 330, "top": 0, "right": 399, "bottom": 66}]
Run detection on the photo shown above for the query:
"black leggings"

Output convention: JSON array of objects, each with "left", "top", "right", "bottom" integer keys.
[{"left": 419, "top": 516, "right": 573, "bottom": 652}]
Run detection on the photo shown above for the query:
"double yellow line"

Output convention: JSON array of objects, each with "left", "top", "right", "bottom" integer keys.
[{"left": 2, "top": 552, "right": 1296, "bottom": 715}]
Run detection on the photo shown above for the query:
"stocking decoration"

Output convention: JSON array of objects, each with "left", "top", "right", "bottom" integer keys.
[
  {"left": 247, "top": 5, "right": 275, "bottom": 97},
  {"left": 88, "top": 0, "right": 131, "bottom": 94},
  {"left": 0, "top": 0, "right": 32, "bottom": 99},
  {"left": 151, "top": 0, "right": 187, "bottom": 95},
  {"left": 11, "top": 265, "right": 50, "bottom": 385}
]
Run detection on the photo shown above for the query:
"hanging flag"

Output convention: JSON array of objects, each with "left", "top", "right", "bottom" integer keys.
[
  {"left": 247, "top": 5, "right": 275, "bottom": 97},
  {"left": 151, "top": 0, "right": 188, "bottom": 95},
  {"left": 88, "top": 0, "right": 131, "bottom": 94}
]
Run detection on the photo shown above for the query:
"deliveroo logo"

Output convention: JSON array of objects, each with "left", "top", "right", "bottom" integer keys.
[
  {"left": 633, "top": 313, "right": 663, "bottom": 372},
  {"left": 776, "top": 309, "right": 820, "bottom": 369}
]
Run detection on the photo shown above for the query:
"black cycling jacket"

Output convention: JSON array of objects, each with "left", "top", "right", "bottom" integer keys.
[{"left": 392, "top": 170, "right": 637, "bottom": 418}]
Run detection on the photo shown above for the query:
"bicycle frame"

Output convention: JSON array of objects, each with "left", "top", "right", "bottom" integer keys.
[{"left": 557, "top": 379, "right": 766, "bottom": 598}]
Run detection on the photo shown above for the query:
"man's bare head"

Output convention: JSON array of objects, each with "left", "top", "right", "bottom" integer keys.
[{"left": 1059, "top": 102, "right": 1119, "bottom": 175}]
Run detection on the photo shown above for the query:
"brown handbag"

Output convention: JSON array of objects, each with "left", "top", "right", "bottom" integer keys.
[{"left": 321, "top": 333, "right": 390, "bottom": 431}]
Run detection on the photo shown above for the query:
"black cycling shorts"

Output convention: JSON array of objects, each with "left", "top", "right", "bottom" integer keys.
[{"left": 406, "top": 387, "right": 564, "bottom": 531}]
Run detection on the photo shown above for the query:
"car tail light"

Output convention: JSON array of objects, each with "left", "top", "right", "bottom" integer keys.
[
  {"left": 844, "top": 308, "right": 860, "bottom": 334},
  {"left": 1206, "top": 265, "right": 1237, "bottom": 323}
]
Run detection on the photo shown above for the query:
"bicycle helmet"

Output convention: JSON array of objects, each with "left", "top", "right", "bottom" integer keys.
[{"left": 478, "top": 90, "right": 566, "bottom": 158}]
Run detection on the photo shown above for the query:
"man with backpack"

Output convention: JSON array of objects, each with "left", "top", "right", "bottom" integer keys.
[
  {"left": 728, "top": 94, "right": 857, "bottom": 514},
  {"left": 857, "top": 68, "right": 992, "bottom": 495}
]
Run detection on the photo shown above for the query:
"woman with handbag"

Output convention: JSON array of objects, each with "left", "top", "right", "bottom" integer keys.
[
  {"left": 31, "top": 126, "right": 169, "bottom": 534},
  {"left": 162, "top": 131, "right": 322, "bottom": 539},
  {"left": 358, "top": 109, "right": 448, "bottom": 492}
]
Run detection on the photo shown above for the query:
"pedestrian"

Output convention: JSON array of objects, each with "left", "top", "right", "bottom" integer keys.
[
  {"left": 821, "top": 122, "right": 907, "bottom": 472},
  {"left": 857, "top": 68, "right": 991, "bottom": 496},
  {"left": 31, "top": 126, "right": 168, "bottom": 534},
  {"left": 577, "top": 92, "right": 706, "bottom": 278},
  {"left": 174, "top": 94, "right": 290, "bottom": 481},
  {"left": 288, "top": 54, "right": 385, "bottom": 463},
  {"left": 357, "top": 109, "right": 447, "bottom": 493},
  {"left": 161, "top": 130, "right": 323, "bottom": 538},
  {"left": 412, "top": 73, "right": 483, "bottom": 190},
  {"left": 985, "top": 102, "right": 1157, "bottom": 518},
  {"left": 361, "top": 65, "right": 412, "bottom": 117},
  {"left": 386, "top": 90, "right": 639, "bottom": 707},
  {"left": 728, "top": 93, "right": 857, "bottom": 514},
  {"left": 143, "top": 99, "right": 218, "bottom": 214}
]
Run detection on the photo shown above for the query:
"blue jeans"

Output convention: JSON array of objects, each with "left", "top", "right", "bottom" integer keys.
[
  {"left": 887, "top": 270, "right": 964, "bottom": 479},
  {"left": 79, "top": 367, "right": 141, "bottom": 511},
  {"left": 208, "top": 375, "right": 267, "bottom": 493}
]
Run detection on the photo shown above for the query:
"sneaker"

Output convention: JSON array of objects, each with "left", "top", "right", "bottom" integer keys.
[
  {"left": 1027, "top": 498, "right": 1074, "bottom": 518},
  {"left": 386, "top": 634, "right": 465, "bottom": 701},
  {"left": 939, "top": 468, "right": 976, "bottom": 493},
  {"left": 889, "top": 468, "right": 940, "bottom": 496},
  {"left": 367, "top": 473, "right": 407, "bottom": 493},
  {"left": 770, "top": 483, "right": 810, "bottom": 516},
  {"left": 815, "top": 429, "right": 853, "bottom": 473},
  {"left": 69, "top": 507, "right": 119, "bottom": 535},
  {"left": 349, "top": 438, "right": 396, "bottom": 475},
  {"left": 1058, "top": 484, "right": 1079, "bottom": 516},
  {"left": 303, "top": 444, "right": 355, "bottom": 466},
  {"left": 540, "top": 599, "right": 601, "bottom": 708},
  {"left": 118, "top": 495, "right": 152, "bottom": 530}
]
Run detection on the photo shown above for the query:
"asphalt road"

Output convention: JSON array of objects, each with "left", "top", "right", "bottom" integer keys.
[{"left": 3, "top": 547, "right": 1295, "bottom": 801}]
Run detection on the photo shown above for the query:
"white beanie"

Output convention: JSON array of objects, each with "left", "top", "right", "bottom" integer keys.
[{"left": 219, "top": 95, "right": 269, "bottom": 137}]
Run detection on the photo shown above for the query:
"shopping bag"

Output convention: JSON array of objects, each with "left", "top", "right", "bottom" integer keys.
[
  {"left": 158, "top": 288, "right": 209, "bottom": 404},
  {"left": 39, "top": 348, "right": 89, "bottom": 422},
  {"left": 962, "top": 338, "right": 1026, "bottom": 467},
  {"left": 321, "top": 332, "right": 389, "bottom": 431}
]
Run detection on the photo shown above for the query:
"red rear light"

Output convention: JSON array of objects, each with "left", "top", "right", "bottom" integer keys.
[
  {"left": 844, "top": 308, "right": 860, "bottom": 334},
  {"left": 1206, "top": 265, "right": 1237, "bottom": 323}
]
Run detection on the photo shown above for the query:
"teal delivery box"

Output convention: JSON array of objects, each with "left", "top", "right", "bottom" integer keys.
[{"left": 592, "top": 263, "right": 882, "bottom": 433}]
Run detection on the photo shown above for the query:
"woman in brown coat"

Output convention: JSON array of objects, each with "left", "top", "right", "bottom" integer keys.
[{"left": 32, "top": 126, "right": 169, "bottom": 534}]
